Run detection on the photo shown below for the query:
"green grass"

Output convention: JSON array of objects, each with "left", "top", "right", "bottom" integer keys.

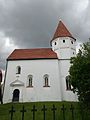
[{"left": 0, "top": 102, "right": 90, "bottom": 120}]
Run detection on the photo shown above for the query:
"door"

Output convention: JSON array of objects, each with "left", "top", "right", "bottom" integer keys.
[{"left": 12, "top": 89, "right": 20, "bottom": 102}]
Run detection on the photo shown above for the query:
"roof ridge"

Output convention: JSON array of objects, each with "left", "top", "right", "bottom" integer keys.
[{"left": 14, "top": 48, "right": 52, "bottom": 50}]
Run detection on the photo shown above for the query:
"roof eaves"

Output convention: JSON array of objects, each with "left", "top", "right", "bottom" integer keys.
[{"left": 7, "top": 58, "right": 58, "bottom": 61}]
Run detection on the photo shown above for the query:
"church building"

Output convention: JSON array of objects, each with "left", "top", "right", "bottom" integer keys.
[{"left": 3, "top": 21, "right": 78, "bottom": 103}]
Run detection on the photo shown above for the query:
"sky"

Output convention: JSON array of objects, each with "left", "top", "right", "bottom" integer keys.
[{"left": 0, "top": 0, "right": 90, "bottom": 70}]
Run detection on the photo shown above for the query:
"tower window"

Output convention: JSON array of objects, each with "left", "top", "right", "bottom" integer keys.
[
  {"left": 63, "top": 40, "right": 65, "bottom": 43},
  {"left": 16, "top": 66, "right": 21, "bottom": 74},
  {"left": 43, "top": 74, "right": 50, "bottom": 87},
  {"left": 71, "top": 41, "right": 73, "bottom": 44},
  {"left": 55, "top": 42, "right": 57, "bottom": 45},
  {"left": 66, "top": 76, "right": 71, "bottom": 90}
]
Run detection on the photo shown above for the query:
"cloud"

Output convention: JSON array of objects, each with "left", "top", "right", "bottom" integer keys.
[
  {"left": 0, "top": 0, "right": 90, "bottom": 70},
  {"left": 0, "top": 31, "right": 18, "bottom": 69},
  {"left": 0, "top": 0, "right": 58, "bottom": 48}
]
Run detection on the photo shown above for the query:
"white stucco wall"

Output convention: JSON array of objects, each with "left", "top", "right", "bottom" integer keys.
[
  {"left": 58, "top": 60, "right": 78, "bottom": 101},
  {"left": 52, "top": 37, "right": 76, "bottom": 59},
  {"left": 3, "top": 59, "right": 62, "bottom": 103}
]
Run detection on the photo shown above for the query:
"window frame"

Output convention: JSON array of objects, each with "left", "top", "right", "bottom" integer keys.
[
  {"left": 16, "top": 66, "right": 21, "bottom": 74},
  {"left": 66, "top": 76, "right": 71, "bottom": 90},
  {"left": 27, "top": 75, "right": 33, "bottom": 87},
  {"left": 43, "top": 74, "right": 50, "bottom": 87}
]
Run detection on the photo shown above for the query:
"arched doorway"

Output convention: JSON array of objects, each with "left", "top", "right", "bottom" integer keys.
[{"left": 12, "top": 89, "right": 20, "bottom": 102}]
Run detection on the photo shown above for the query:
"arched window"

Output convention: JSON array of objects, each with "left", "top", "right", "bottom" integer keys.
[
  {"left": 66, "top": 76, "right": 71, "bottom": 90},
  {"left": 27, "top": 75, "right": 33, "bottom": 87},
  {"left": 43, "top": 74, "right": 50, "bottom": 87},
  {"left": 16, "top": 66, "right": 21, "bottom": 74}
]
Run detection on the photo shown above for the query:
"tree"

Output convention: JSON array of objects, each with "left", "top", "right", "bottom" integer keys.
[{"left": 69, "top": 40, "right": 90, "bottom": 104}]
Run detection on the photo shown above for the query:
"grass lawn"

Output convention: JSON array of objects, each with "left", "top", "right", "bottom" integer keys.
[{"left": 0, "top": 101, "right": 90, "bottom": 120}]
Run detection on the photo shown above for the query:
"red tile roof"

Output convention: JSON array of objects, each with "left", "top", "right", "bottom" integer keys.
[
  {"left": 7, "top": 48, "right": 58, "bottom": 60},
  {"left": 52, "top": 21, "right": 76, "bottom": 41}
]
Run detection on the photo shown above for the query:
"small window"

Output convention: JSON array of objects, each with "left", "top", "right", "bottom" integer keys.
[
  {"left": 27, "top": 75, "right": 33, "bottom": 87},
  {"left": 66, "top": 76, "right": 71, "bottom": 90},
  {"left": 71, "top": 41, "right": 73, "bottom": 44},
  {"left": 16, "top": 66, "right": 21, "bottom": 74},
  {"left": 63, "top": 40, "right": 65, "bottom": 43},
  {"left": 43, "top": 74, "right": 50, "bottom": 87},
  {"left": 55, "top": 42, "right": 57, "bottom": 45}
]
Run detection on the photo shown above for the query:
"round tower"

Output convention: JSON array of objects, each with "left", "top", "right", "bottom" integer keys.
[
  {"left": 51, "top": 21, "right": 77, "bottom": 101},
  {"left": 51, "top": 21, "right": 76, "bottom": 59}
]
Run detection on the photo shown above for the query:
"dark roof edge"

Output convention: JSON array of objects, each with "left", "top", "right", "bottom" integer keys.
[{"left": 7, "top": 58, "right": 58, "bottom": 61}]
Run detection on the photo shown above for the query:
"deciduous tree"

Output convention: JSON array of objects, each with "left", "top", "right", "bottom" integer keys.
[{"left": 69, "top": 40, "right": 90, "bottom": 104}]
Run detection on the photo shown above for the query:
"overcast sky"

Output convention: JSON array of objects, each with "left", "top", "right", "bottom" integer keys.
[{"left": 0, "top": 0, "right": 90, "bottom": 70}]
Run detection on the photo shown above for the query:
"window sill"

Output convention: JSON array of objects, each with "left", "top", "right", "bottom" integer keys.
[
  {"left": 43, "top": 86, "right": 50, "bottom": 87},
  {"left": 26, "top": 86, "right": 33, "bottom": 88},
  {"left": 16, "top": 73, "right": 20, "bottom": 75}
]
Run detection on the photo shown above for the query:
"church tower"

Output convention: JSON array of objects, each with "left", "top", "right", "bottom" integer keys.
[
  {"left": 51, "top": 21, "right": 76, "bottom": 59},
  {"left": 51, "top": 21, "right": 77, "bottom": 101}
]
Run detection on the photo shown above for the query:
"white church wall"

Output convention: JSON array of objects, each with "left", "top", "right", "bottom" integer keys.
[
  {"left": 59, "top": 60, "right": 78, "bottom": 101},
  {"left": 21, "top": 59, "right": 61, "bottom": 102},
  {"left": 3, "top": 59, "right": 62, "bottom": 103}
]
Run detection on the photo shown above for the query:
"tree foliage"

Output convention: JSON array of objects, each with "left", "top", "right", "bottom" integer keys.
[{"left": 69, "top": 40, "right": 90, "bottom": 104}]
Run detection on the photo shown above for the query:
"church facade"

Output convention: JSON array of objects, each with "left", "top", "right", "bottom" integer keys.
[{"left": 3, "top": 21, "right": 78, "bottom": 103}]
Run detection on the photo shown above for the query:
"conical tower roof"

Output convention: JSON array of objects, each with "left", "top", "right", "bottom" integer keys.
[{"left": 51, "top": 21, "right": 76, "bottom": 41}]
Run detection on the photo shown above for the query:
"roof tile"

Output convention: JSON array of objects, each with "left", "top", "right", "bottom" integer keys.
[
  {"left": 7, "top": 48, "right": 57, "bottom": 60},
  {"left": 52, "top": 21, "right": 76, "bottom": 41}
]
